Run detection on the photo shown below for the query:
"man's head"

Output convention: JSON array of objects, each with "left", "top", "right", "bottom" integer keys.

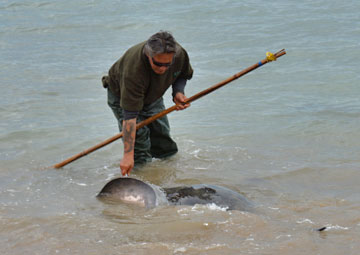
[{"left": 144, "top": 31, "right": 178, "bottom": 74}]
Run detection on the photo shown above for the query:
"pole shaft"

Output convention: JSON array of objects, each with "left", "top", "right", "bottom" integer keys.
[{"left": 53, "top": 49, "right": 286, "bottom": 168}]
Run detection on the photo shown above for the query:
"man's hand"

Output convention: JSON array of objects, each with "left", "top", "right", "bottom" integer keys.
[
  {"left": 173, "top": 92, "right": 190, "bottom": 110},
  {"left": 120, "top": 154, "right": 134, "bottom": 176}
]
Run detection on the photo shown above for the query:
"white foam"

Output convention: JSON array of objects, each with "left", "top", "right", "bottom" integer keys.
[
  {"left": 324, "top": 224, "right": 349, "bottom": 230},
  {"left": 191, "top": 203, "right": 228, "bottom": 212},
  {"left": 205, "top": 203, "right": 229, "bottom": 211}
]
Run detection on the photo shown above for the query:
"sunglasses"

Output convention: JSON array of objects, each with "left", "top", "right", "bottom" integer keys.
[{"left": 152, "top": 57, "right": 174, "bottom": 67}]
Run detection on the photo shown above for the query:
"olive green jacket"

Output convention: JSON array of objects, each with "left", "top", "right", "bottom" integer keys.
[{"left": 106, "top": 41, "right": 193, "bottom": 112}]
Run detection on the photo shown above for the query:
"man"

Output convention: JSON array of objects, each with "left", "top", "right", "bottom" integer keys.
[{"left": 102, "top": 31, "right": 193, "bottom": 176}]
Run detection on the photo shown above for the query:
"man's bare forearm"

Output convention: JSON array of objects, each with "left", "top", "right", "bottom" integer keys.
[
  {"left": 122, "top": 118, "right": 136, "bottom": 154},
  {"left": 120, "top": 118, "right": 136, "bottom": 176}
]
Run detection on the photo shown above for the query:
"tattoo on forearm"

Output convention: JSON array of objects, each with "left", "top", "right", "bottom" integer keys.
[{"left": 123, "top": 120, "right": 136, "bottom": 153}]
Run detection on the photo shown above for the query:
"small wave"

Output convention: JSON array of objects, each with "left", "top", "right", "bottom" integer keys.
[
  {"left": 296, "top": 218, "right": 315, "bottom": 224},
  {"left": 323, "top": 224, "right": 350, "bottom": 231},
  {"left": 1, "top": 1, "right": 52, "bottom": 10}
]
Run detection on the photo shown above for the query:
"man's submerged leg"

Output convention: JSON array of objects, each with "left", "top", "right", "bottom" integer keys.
[
  {"left": 142, "top": 98, "right": 178, "bottom": 159},
  {"left": 107, "top": 88, "right": 123, "bottom": 132},
  {"left": 133, "top": 125, "right": 153, "bottom": 165}
]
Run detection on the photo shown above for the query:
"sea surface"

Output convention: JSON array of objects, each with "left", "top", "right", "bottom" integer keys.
[{"left": 1, "top": 0, "right": 359, "bottom": 254}]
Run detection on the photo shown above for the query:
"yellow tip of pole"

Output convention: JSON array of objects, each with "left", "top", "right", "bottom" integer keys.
[{"left": 266, "top": 52, "right": 277, "bottom": 61}]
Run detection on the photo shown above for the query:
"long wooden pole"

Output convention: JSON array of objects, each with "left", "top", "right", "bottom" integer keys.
[{"left": 53, "top": 49, "right": 286, "bottom": 168}]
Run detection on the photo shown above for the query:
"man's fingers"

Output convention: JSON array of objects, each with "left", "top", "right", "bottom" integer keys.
[
  {"left": 121, "top": 167, "right": 131, "bottom": 176},
  {"left": 174, "top": 97, "right": 190, "bottom": 110},
  {"left": 178, "top": 103, "right": 190, "bottom": 110}
]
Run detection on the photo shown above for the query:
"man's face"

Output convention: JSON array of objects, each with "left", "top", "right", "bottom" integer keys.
[{"left": 148, "top": 53, "right": 174, "bottom": 75}]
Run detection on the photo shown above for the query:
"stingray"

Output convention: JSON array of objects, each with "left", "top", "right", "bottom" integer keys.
[{"left": 97, "top": 177, "right": 253, "bottom": 211}]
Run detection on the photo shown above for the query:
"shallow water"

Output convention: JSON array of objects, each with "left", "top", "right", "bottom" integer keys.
[{"left": 1, "top": 0, "right": 360, "bottom": 254}]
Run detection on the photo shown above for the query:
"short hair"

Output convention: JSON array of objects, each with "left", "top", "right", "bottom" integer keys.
[{"left": 143, "top": 31, "right": 179, "bottom": 57}]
